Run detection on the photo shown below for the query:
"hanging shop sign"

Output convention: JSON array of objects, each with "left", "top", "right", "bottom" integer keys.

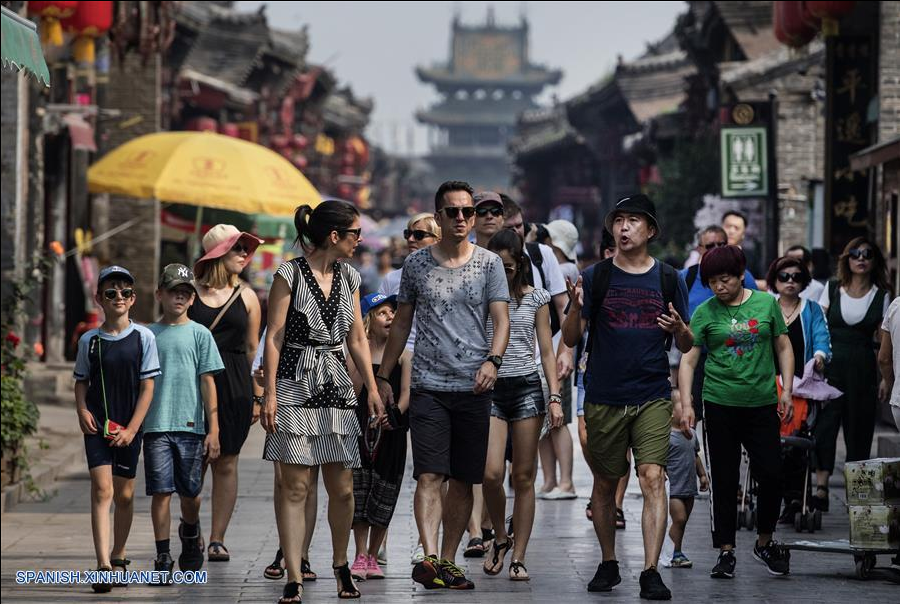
[
  {"left": 720, "top": 127, "right": 768, "bottom": 197},
  {"left": 825, "top": 35, "right": 874, "bottom": 255}
]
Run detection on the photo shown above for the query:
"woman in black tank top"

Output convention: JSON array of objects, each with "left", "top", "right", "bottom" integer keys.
[{"left": 189, "top": 224, "right": 263, "bottom": 562}]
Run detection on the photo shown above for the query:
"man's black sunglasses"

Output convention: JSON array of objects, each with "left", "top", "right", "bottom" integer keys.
[
  {"left": 404, "top": 229, "right": 436, "bottom": 241},
  {"left": 777, "top": 272, "right": 803, "bottom": 283},
  {"left": 439, "top": 206, "right": 476, "bottom": 219},
  {"left": 704, "top": 241, "right": 727, "bottom": 251},
  {"left": 475, "top": 206, "right": 504, "bottom": 218}
]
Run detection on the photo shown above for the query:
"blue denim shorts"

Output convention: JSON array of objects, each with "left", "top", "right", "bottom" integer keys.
[
  {"left": 143, "top": 432, "right": 205, "bottom": 497},
  {"left": 491, "top": 373, "right": 546, "bottom": 422}
]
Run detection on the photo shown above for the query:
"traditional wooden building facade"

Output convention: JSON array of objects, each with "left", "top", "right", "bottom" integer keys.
[{"left": 416, "top": 11, "right": 561, "bottom": 191}]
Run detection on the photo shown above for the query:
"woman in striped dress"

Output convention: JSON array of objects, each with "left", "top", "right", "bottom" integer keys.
[{"left": 261, "top": 200, "right": 385, "bottom": 603}]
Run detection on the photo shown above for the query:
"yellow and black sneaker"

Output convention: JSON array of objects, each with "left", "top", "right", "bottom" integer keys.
[
  {"left": 437, "top": 559, "right": 475, "bottom": 590},
  {"left": 412, "top": 554, "right": 442, "bottom": 589}
]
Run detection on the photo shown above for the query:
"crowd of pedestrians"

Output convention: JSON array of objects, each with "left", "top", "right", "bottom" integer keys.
[{"left": 72, "top": 181, "right": 898, "bottom": 601}]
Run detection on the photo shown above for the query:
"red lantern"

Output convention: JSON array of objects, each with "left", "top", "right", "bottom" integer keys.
[
  {"left": 219, "top": 123, "right": 240, "bottom": 138},
  {"left": 292, "top": 154, "right": 308, "bottom": 170},
  {"left": 270, "top": 134, "right": 290, "bottom": 149},
  {"left": 340, "top": 166, "right": 355, "bottom": 176},
  {"left": 341, "top": 152, "right": 355, "bottom": 167},
  {"left": 28, "top": 1, "right": 78, "bottom": 47},
  {"left": 184, "top": 117, "right": 218, "bottom": 132},
  {"left": 291, "top": 134, "right": 309, "bottom": 149},
  {"left": 806, "top": 1, "right": 855, "bottom": 36},
  {"left": 62, "top": 1, "right": 113, "bottom": 64},
  {"left": 337, "top": 184, "right": 354, "bottom": 200},
  {"left": 773, "top": 1, "right": 817, "bottom": 48}
]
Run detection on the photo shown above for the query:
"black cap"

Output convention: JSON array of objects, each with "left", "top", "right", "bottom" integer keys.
[
  {"left": 603, "top": 194, "right": 660, "bottom": 240},
  {"left": 158, "top": 264, "right": 195, "bottom": 290}
]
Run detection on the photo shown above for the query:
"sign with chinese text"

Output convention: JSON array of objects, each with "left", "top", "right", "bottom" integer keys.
[
  {"left": 720, "top": 127, "right": 768, "bottom": 197},
  {"left": 453, "top": 31, "right": 523, "bottom": 79},
  {"left": 825, "top": 36, "right": 875, "bottom": 255}
]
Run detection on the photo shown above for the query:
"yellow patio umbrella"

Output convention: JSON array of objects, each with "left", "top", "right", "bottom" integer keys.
[{"left": 87, "top": 131, "right": 320, "bottom": 215}]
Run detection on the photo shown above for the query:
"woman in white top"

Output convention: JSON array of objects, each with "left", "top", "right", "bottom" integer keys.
[
  {"left": 813, "top": 237, "right": 891, "bottom": 512},
  {"left": 878, "top": 297, "right": 900, "bottom": 431}
]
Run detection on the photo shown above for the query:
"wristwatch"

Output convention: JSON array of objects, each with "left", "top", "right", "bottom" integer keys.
[
  {"left": 252, "top": 394, "right": 264, "bottom": 405},
  {"left": 486, "top": 355, "right": 503, "bottom": 369}
]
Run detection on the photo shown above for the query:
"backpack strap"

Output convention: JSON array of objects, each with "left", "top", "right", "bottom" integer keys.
[
  {"left": 659, "top": 261, "right": 679, "bottom": 350},
  {"left": 585, "top": 258, "right": 614, "bottom": 357},
  {"left": 828, "top": 278, "right": 839, "bottom": 306},
  {"left": 525, "top": 242, "right": 546, "bottom": 289},
  {"left": 685, "top": 264, "right": 699, "bottom": 290}
]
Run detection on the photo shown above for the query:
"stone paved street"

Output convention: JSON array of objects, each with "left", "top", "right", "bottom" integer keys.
[{"left": 2, "top": 422, "right": 898, "bottom": 603}]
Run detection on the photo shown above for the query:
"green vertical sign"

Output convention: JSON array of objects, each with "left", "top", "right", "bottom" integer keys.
[{"left": 721, "top": 127, "right": 768, "bottom": 197}]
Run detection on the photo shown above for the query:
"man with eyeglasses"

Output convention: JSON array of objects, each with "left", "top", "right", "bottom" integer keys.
[{"left": 376, "top": 180, "right": 510, "bottom": 591}]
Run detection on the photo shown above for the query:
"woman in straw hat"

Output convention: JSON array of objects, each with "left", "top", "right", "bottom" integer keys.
[{"left": 189, "top": 224, "right": 264, "bottom": 562}]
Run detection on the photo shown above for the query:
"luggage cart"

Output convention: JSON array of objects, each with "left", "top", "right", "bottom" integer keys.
[{"left": 784, "top": 539, "right": 899, "bottom": 580}]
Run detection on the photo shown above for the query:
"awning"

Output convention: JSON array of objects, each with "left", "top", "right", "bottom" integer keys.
[
  {"left": 849, "top": 137, "right": 900, "bottom": 171},
  {"left": 1, "top": 6, "right": 50, "bottom": 87}
]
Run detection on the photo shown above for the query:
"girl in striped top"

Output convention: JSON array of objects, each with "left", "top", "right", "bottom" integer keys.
[{"left": 482, "top": 229, "right": 564, "bottom": 581}]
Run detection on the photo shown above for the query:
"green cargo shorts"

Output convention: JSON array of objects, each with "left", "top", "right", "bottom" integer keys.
[{"left": 584, "top": 398, "right": 673, "bottom": 478}]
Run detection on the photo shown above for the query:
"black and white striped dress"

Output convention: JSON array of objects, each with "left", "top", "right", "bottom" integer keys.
[{"left": 263, "top": 258, "right": 362, "bottom": 468}]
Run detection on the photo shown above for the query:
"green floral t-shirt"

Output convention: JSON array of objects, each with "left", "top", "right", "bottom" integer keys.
[{"left": 690, "top": 290, "right": 787, "bottom": 407}]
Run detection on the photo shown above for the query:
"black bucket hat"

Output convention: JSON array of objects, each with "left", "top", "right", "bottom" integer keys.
[{"left": 603, "top": 194, "right": 661, "bottom": 240}]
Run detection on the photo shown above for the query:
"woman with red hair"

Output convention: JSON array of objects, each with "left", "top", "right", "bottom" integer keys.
[{"left": 678, "top": 245, "right": 794, "bottom": 580}]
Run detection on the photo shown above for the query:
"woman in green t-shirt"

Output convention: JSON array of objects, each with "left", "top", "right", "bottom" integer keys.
[{"left": 678, "top": 245, "right": 795, "bottom": 580}]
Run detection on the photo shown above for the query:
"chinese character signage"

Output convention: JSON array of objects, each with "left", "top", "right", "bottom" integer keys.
[
  {"left": 826, "top": 36, "right": 874, "bottom": 255},
  {"left": 721, "top": 127, "right": 768, "bottom": 197}
]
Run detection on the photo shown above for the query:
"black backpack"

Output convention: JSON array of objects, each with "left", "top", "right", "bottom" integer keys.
[
  {"left": 585, "top": 258, "right": 681, "bottom": 356},
  {"left": 524, "top": 242, "right": 561, "bottom": 335}
]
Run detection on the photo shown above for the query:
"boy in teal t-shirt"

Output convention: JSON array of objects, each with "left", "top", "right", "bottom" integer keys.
[{"left": 144, "top": 264, "right": 224, "bottom": 581}]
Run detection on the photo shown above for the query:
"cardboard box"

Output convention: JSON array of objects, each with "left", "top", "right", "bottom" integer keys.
[
  {"left": 849, "top": 505, "right": 900, "bottom": 549},
  {"left": 844, "top": 458, "right": 900, "bottom": 505}
]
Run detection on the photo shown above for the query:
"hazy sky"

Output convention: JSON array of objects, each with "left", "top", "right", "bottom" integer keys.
[{"left": 239, "top": 1, "right": 686, "bottom": 155}]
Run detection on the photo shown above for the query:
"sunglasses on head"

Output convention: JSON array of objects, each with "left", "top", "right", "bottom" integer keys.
[
  {"left": 337, "top": 228, "right": 362, "bottom": 240},
  {"left": 704, "top": 241, "right": 727, "bottom": 250},
  {"left": 231, "top": 242, "right": 251, "bottom": 255},
  {"left": 848, "top": 248, "right": 873, "bottom": 260},
  {"left": 777, "top": 272, "right": 803, "bottom": 284},
  {"left": 403, "top": 229, "right": 436, "bottom": 241},
  {"left": 440, "top": 206, "right": 476, "bottom": 219},
  {"left": 103, "top": 288, "right": 134, "bottom": 301},
  {"left": 475, "top": 206, "right": 504, "bottom": 218}
]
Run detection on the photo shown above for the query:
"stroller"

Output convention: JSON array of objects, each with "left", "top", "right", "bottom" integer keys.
[{"left": 736, "top": 396, "right": 822, "bottom": 533}]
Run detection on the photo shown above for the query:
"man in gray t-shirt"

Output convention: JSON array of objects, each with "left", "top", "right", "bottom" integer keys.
[
  {"left": 398, "top": 244, "right": 509, "bottom": 390},
  {"left": 377, "top": 180, "right": 509, "bottom": 590}
]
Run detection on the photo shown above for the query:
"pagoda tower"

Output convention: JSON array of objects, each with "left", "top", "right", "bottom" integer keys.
[{"left": 416, "top": 10, "right": 562, "bottom": 191}]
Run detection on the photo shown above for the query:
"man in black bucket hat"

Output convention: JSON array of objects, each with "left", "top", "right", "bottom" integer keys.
[{"left": 562, "top": 194, "right": 693, "bottom": 600}]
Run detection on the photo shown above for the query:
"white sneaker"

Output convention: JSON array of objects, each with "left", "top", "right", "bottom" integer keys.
[
  {"left": 410, "top": 543, "right": 424, "bottom": 565},
  {"left": 543, "top": 487, "right": 578, "bottom": 500}
]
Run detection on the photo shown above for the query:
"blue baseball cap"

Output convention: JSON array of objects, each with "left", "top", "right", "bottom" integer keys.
[
  {"left": 98, "top": 265, "right": 135, "bottom": 287},
  {"left": 361, "top": 293, "right": 397, "bottom": 317}
]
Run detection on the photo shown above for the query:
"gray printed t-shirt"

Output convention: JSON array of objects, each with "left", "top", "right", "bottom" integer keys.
[
  {"left": 667, "top": 427, "right": 700, "bottom": 497},
  {"left": 398, "top": 245, "right": 509, "bottom": 391}
]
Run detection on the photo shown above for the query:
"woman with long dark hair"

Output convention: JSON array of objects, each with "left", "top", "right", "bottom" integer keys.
[
  {"left": 261, "top": 200, "right": 385, "bottom": 603},
  {"left": 813, "top": 237, "right": 891, "bottom": 511},
  {"left": 480, "top": 229, "right": 563, "bottom": 581}
]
